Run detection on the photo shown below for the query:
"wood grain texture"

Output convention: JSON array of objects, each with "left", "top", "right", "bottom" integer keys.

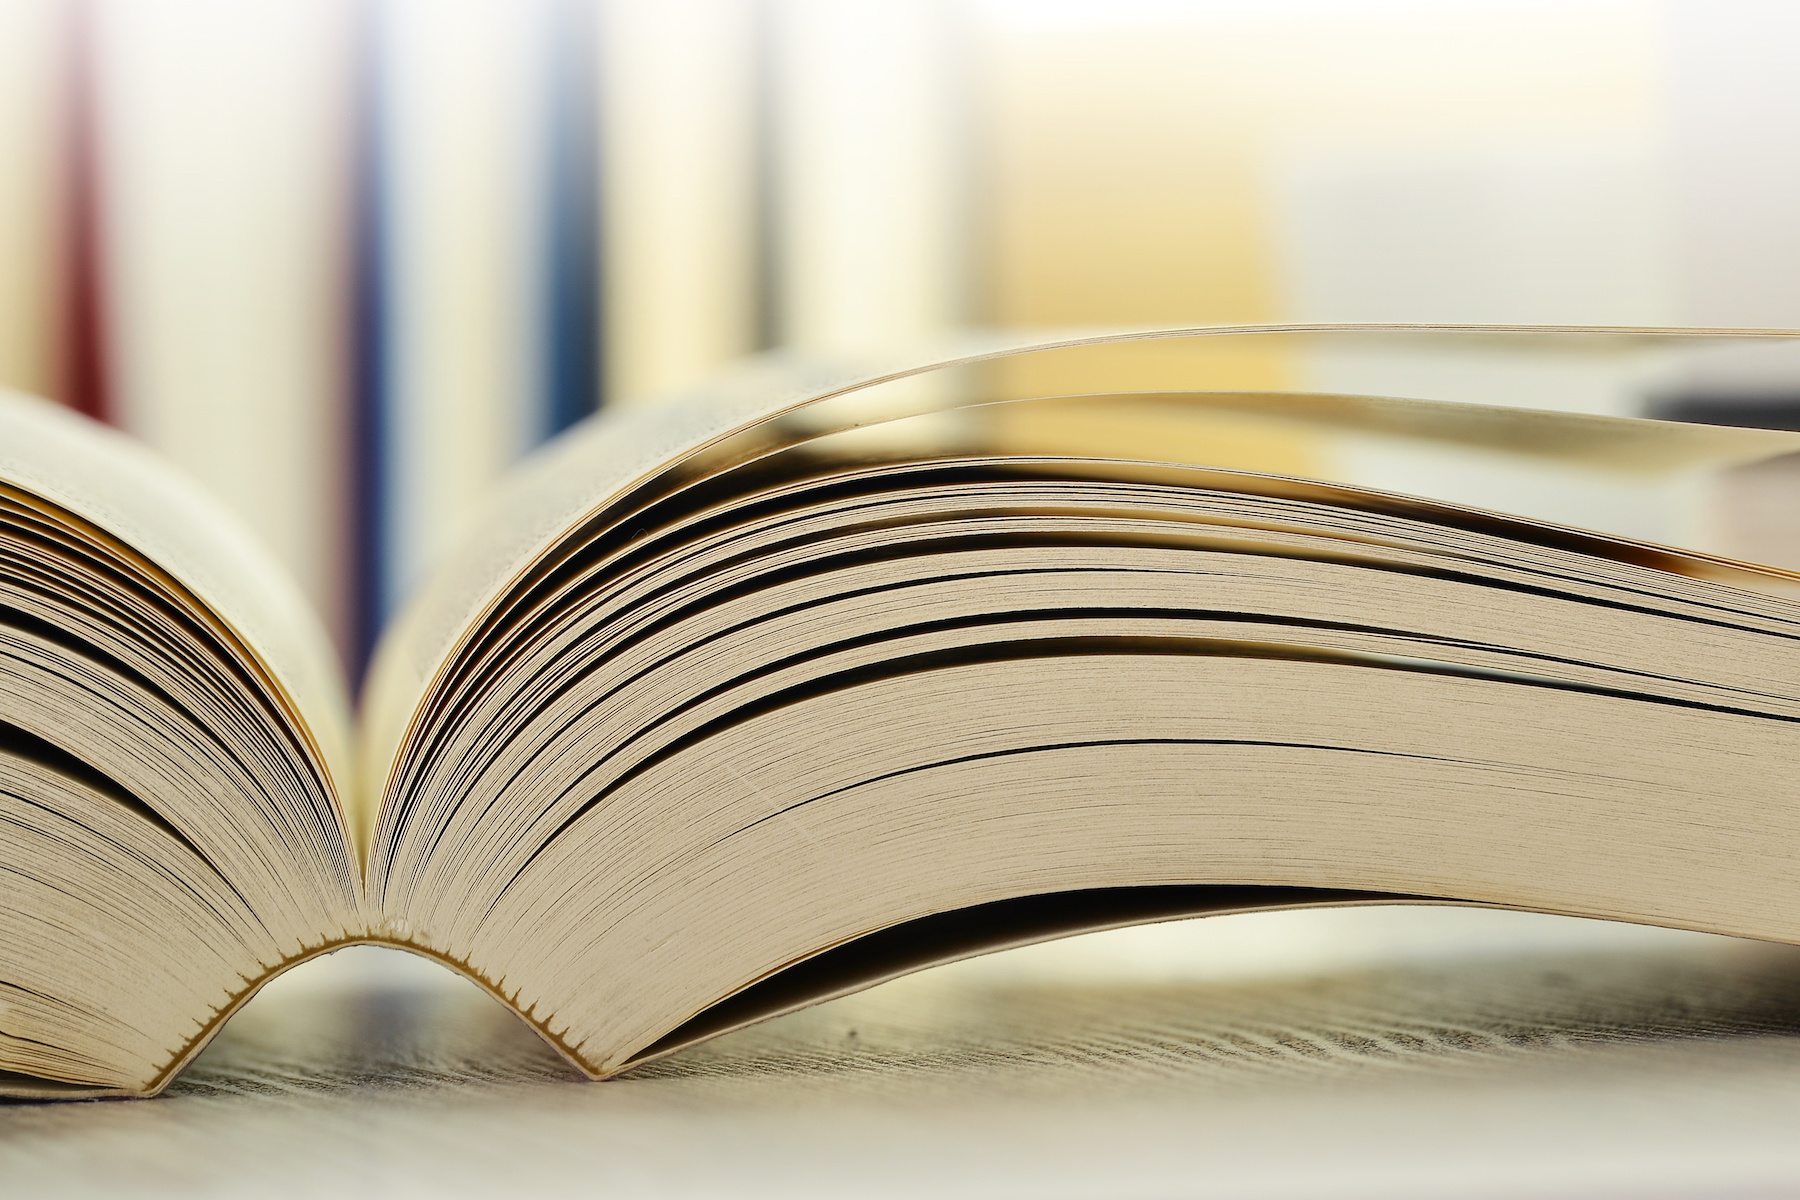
[{"left": 8, "top": 910, "right": 1800, "bottom": 1198}]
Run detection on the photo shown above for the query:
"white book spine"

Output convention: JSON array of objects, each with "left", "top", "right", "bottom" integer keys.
[
  {"left": 766, "top": 0, "right": 968, "bottom": 357},
  {"left": 371, "top": 0, "right": 557, "bottom": 615},
  {"left": 92, "top": 0, "right": 355, "bottom": 655},
  {"left": 598, "top": 0, "right": 760, "bottom": 407}
]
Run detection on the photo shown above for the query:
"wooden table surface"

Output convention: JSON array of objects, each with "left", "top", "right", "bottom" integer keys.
[{"left": 6, "top": 906, "right": 1800, "bottom": 1198}]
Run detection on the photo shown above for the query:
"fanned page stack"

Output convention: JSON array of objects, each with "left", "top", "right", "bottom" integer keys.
[{"left": 5, "top": 325, "right": 1800, "bottom": 1100}]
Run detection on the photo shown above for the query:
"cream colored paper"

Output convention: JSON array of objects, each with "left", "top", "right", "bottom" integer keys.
[
  {"left": 358, "top": 323, "right": 1800, "bottom": 844},
  {"left": 0, "top": 390, "right": 352, "bottom": 838}
]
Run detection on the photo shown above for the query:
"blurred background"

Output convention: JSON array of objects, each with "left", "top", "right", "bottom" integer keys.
[{"left": 2, "top": 0, "right": 1799, "bottom": 681}]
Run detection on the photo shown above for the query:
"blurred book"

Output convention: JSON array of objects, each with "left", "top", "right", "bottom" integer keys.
[
  {"left": 597, "top": 0, "right": 761, "bottom": 408},
  {"left": 365, "top": 0, "right": 573, "bottom": 629},
  {"left": 766, "top": 0, "right": 967, "bottom": 360},
  {"left": 89, "top": 0, "right": 355, "bottom": 654},
  {"left": 0, "top": 0, "right": 63, "bottom": 401}
]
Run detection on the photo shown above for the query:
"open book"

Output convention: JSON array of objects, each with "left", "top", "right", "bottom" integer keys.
[{"left": 5, "top": 324, "right": 1800, "bottom": 1099}]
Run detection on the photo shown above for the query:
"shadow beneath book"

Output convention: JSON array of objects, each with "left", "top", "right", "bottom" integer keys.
[{"left": 623, "top": 912, "right": 1800, "bottom": 1094}]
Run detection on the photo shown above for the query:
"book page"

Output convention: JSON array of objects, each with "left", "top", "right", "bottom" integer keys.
[
  {"left": 0, "top": 390, "right": 353, "bottom": 818},
  {"left": 357, "top": 324, "right": 1800, "bottom": 845}
]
